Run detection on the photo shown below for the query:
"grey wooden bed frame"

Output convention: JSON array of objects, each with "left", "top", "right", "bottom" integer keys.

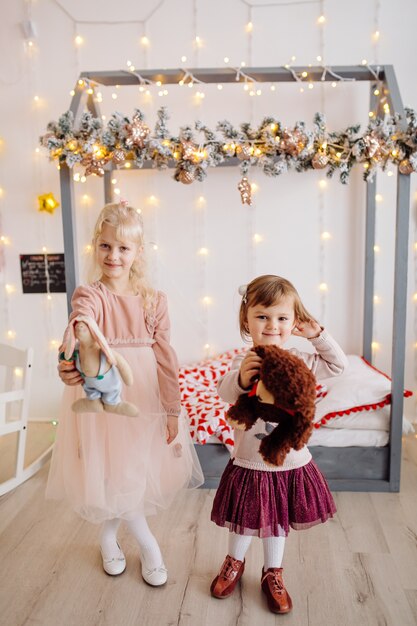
[{"left": 58, "top": 65, "right": 410, "bottom": 492}]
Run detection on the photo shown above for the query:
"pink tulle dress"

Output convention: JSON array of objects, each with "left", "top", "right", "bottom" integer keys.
[{"left": 46, "top": 282, "right": 204, "bottom": 523}]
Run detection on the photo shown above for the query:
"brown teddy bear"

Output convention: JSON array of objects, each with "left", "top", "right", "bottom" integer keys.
[{"left": 226, "top": 345, "right": 317, "bottom": 466}]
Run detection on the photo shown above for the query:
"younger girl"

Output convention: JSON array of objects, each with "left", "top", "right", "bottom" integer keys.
[
  {"left": 210, "top": 274, "right": 348, "bottom": 614},
  {"left": 46, "top": 201, "right": 203, "bottom": 585}
]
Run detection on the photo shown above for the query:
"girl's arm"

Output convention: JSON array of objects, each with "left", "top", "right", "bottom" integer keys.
[
  {"left": 217, "top": 353, "right": 250, "bottom": 404},
  {"left": 152, "top": 292, "right": 182, "bottom": 418},
  {"left": 291, "top": 322, "right": 348, "bottom": 379}
]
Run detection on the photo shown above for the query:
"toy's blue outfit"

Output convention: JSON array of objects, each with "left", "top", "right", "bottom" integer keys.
[{"left": 75, "top": 351, "right": 122, "bottom": 406}]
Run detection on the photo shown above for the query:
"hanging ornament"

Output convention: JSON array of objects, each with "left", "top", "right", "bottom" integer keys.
[
  {"left": 399, "top": 158, "right": 414, "bottom": 175},
  {"left": 236, "top": 144, "right": 253, "bottom": 161},
  {"left": 38, "top": 193, "right": 60, "bottom": 214},
  {"left": 179, "top": 169, "right": 195, "bottom": 184},
  {"left": 181, "top": 140, "right": 198, "bottom": 161},
  {"left": 238, "top": 177, "right": 252, "bottom": 205},
  {"left": 112, "top": 149, "right": 126, "bottom": 165},
  {"left": 282, "top": 129, "right": 306, "bottom": 156},
  {"left": 312, "top": 152, "right": 329, "bottom": 169},
  {"left": 82, "top": 154, "right": 106, "bottom": 176},
  {"left": 124, "top": 114, "right": 150, "bottom": 149},
  {"left": 363, "top": 134, "right": 381, "bottom": 158}
]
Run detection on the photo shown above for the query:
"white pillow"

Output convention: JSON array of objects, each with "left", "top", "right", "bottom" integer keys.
[{"left": 314, "top": 355, "right": 412, "bottom": 428}]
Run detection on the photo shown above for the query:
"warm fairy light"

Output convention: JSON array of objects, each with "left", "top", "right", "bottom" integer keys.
[
  {"left": 384, "top": 103, "right": 390, "bottom": 114},
  {"left": 331, "top": 82, "right": 337, "bottom": 88},
  {"left": 7, "top": 330, "right": 16, "bottom": 339},
  {"left": 361, "top": 59, "right": 368, "bottom": 65},
  {"left": 413, "top": 293, "right": 417, "bottom": 302},
  {"left": 5, "top": 284, "right": 15, "bottom": 294},
  {"left": 197, "top": 196, "right": 206, "bottom": 207},
  {"left": 73, "top": 173, "right": 80, "bottom": 182},
  {"left": 74, "top": 35, "right": 83, "bottom": 46},
  {"left": 374, "top": 295, "right": 381, "bottom": 304},
  {"left": 198, "top": 247, "right": 209, "bottom": 256},
  {"left": 364, "top": 163, "right": 370, "bottom": 170},
  {"left": 42, "top": 246, "right": 47, "bottom": 253},
  {"left": 317, "top": 15, "right": 326, "bottom": 24},
  {"left": 308, "top": 83, "right": 314, "bottom": 90},
  {"left": 202, "top": 296, "right": 212, "bottom": 305},
  {"left": 204, "top": 343, "right": 210, "bottom": 350},
  {"left": 50, "top": 340, "right": 60, "bottom": 349},
  {"left": 369, "top": 112, "right": 374, "bottom": 118},
  {"left": 319, "top": 179, "right": 327, "bottom": 189},
  {"left": 0, "top": 187, "right": 3, "bottom": 197},
  {"left": 374, "top": 88, "right": 380, "bottom": 96},
  {"left": 372, "top": 30, "right": 380, "bottom": 41},
  {"left": 112, "top": 93, "right": 118, "bottom": 100},
  {"left": 241, "top": 61, "right": 246, "bottom": 67},
  {"left": 291, "top": 56, "right": 296, "bottom": 62},
  {"left": 270, "top": 85, "right": 276, "bottom": 91},
  {"left": 217, "top": 84, "right": 223, "bottom": 90},
  {"left": 85, "top": 244, "right": 92, "bottom": 253},
  {"left": 387, "top": 171, "right": 394, "bottom": 177},
  {"left": 46, "top": 294, "right": 52, "bottom": 301},
  {"left": 243, "top": 84, "right": 249, "bottom": 92},
  {"left": 80, "top": 176, "right": 87, "bottom": 183},
  {"left": 148, "top": 195, "right": 158, "bottom": 205},
  {"left": 33, "top": 95, "right": 39, "bottom": 102},
  {"left": 78, "top": 79, "right": 84, "bottom": 86},
  {"left": 371, "top": 341, "right": 380, "bottom": 350},
  {"left": 14, "top": 367, "right": 23, "bottom": 378},
  {"left": 195, "top": 36, "right": 203, "bottom": 47},
  {"left": 374, "top": 245, "right": 380, "bottom": 252},
  {"left": 152, "top": 244, "right": 158, "bottom": 251},
  {"left": 141, "top": 36, "right": 150, "bottom": 46},
  {"left": 375, "top": 194, "right": 383, "bottom": 202},
  {"left": 181, "top": 55, "right": 187, "bottom": 62},
  {"left": 246, "top": 21, "right": 253, "bottom": 32},
  {"left": 0, "top": 235, "right": 10, "bottom": 245},
  {"left": 124, "top": 162, "right": 131, "bottom": 168},
  {"left": 224, "top": 57, "right": 229, "bottom": 63},
  {"left": 253, "top": 233, "right": 263, "bottom": 243},
  {"left": 321, "top": 231, "right": 331, "bottom": 240},
  {"left": 250, "top": 182, "right": 258, "bottom": 192},
  {"left": 87, "top": 88, "right": 94, "bottom": 95},
  {"left": 319, "top": 283, "right": 328, "bottom": 292},
  {"left": 317, "top": 55, "right": 322, "bottom": 62},
  {"left": 69, "top": 89, "right": 75, "bottom": 96},
  {"left": 114, "top": 188, "right": 121, "bottom": 195},
  {"left": 270, "top": 123, "right": 278, "bottom": 131},
  {"left": 391, "top": 149, "right": 398, "bottom": 157},
  {"left": 301, "top": 71, "right": 308, "bottom": 78},
  {"left": 111, "top": 178, "right": 117, "bottom": 184}
]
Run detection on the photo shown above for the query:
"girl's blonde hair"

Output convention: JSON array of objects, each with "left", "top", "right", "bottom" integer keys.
[
  {"left": 238, "top": 274, "right": 315, "bottom": 341},
  {"left": 87, "top": 202, "right": 155, "bottom": 309}
]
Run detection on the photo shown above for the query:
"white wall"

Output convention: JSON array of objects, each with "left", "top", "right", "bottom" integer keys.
[{"left": 0, "top": 0, "right": 416, "bottom": 421}]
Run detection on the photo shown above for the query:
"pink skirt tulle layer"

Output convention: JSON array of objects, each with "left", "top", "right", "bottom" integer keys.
[{"left": 46, "top": 346, "right": 204, "bottom": 523}]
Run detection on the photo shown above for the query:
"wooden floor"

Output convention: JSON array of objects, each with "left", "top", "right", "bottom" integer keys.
[{"left": 1, "top": 435, "right": 417, "bottom": 626}]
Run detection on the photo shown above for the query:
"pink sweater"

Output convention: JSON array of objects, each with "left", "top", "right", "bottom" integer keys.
[
  {"left": 69, "top": 281, "right": 181, "bottom": 416},
  {"left": 217, "top": 330, "right": 348, "bottom": 471}
]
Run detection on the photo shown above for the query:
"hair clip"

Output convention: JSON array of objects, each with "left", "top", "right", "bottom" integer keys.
[
  {"left": 238, "top": 284, "right": 248, "bottom": 304},
  {"left": 119, "top": 198, "right": 129, "bottom": 207}
]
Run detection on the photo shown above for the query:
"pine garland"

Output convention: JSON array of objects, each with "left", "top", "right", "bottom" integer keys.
[{"left": 40, "top": 106, "right": 417, "bottom": 199}]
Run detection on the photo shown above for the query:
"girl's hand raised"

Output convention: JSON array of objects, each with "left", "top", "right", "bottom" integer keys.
[
  {"left": 239, "top": 350, "right": 262, "bottom": 389},
  {"left": 292, "top": 320, "right": 322, "bottom": 340}
]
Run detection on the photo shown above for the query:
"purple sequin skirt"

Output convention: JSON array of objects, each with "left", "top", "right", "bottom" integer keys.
[{"left": 211, "top": 459, "right": 336, "bottom": 538}]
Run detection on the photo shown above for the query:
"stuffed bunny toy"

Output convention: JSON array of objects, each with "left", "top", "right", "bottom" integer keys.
[
  {"left": 61, "top": 315, "right": 139, "bottom": 417},
  {"left": 226, "top": 345, "right": 317, "bottom": 466}
]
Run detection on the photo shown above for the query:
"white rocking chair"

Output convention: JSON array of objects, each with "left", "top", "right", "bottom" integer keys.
[{"left": 0, "top": 344, "right": 53, "bottom": 496}]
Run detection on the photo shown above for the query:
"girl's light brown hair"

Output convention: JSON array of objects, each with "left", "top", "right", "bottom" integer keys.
[
  {"left": 87, "top": 202, "right": 155, "bottom": 309},
  {"left": 238, "top": 274, "right": 315, "bottom": 341}
]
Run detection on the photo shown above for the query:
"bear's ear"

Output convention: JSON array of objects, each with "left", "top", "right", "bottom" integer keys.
[{"left": 254, "top": 345, "right": 267, "bottom": 360}]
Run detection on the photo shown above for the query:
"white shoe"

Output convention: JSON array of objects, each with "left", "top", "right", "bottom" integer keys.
[
  {"left": 141, "top": 561, "right": 168, "bottom": 586},
  {"left": 101, "top": 545, "right": 126, "bottom": 576}
]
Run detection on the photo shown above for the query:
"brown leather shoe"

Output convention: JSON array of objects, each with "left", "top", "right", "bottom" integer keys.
[
  {"left": 261, "top": 567, "right": 293, "bottom": 614},
  {"left": 210, "top": 555, "right": 245, "bottom": 599}
]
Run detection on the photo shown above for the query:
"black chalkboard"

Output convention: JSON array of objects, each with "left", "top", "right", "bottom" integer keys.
[{"left": 20, "top": 254, "right": 66, "bottom": 293}]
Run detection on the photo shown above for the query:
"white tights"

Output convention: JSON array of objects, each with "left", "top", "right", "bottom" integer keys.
[
  {"left": 100, "top": 513, "right": 163, "bottom": 570},
  {"left": 228, "top": 532, "right": 286, "bottom": 569}
]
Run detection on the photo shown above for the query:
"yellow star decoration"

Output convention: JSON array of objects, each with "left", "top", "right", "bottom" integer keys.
[{"left": 38, "top": 193, "right": 60, "bottom": 214}]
